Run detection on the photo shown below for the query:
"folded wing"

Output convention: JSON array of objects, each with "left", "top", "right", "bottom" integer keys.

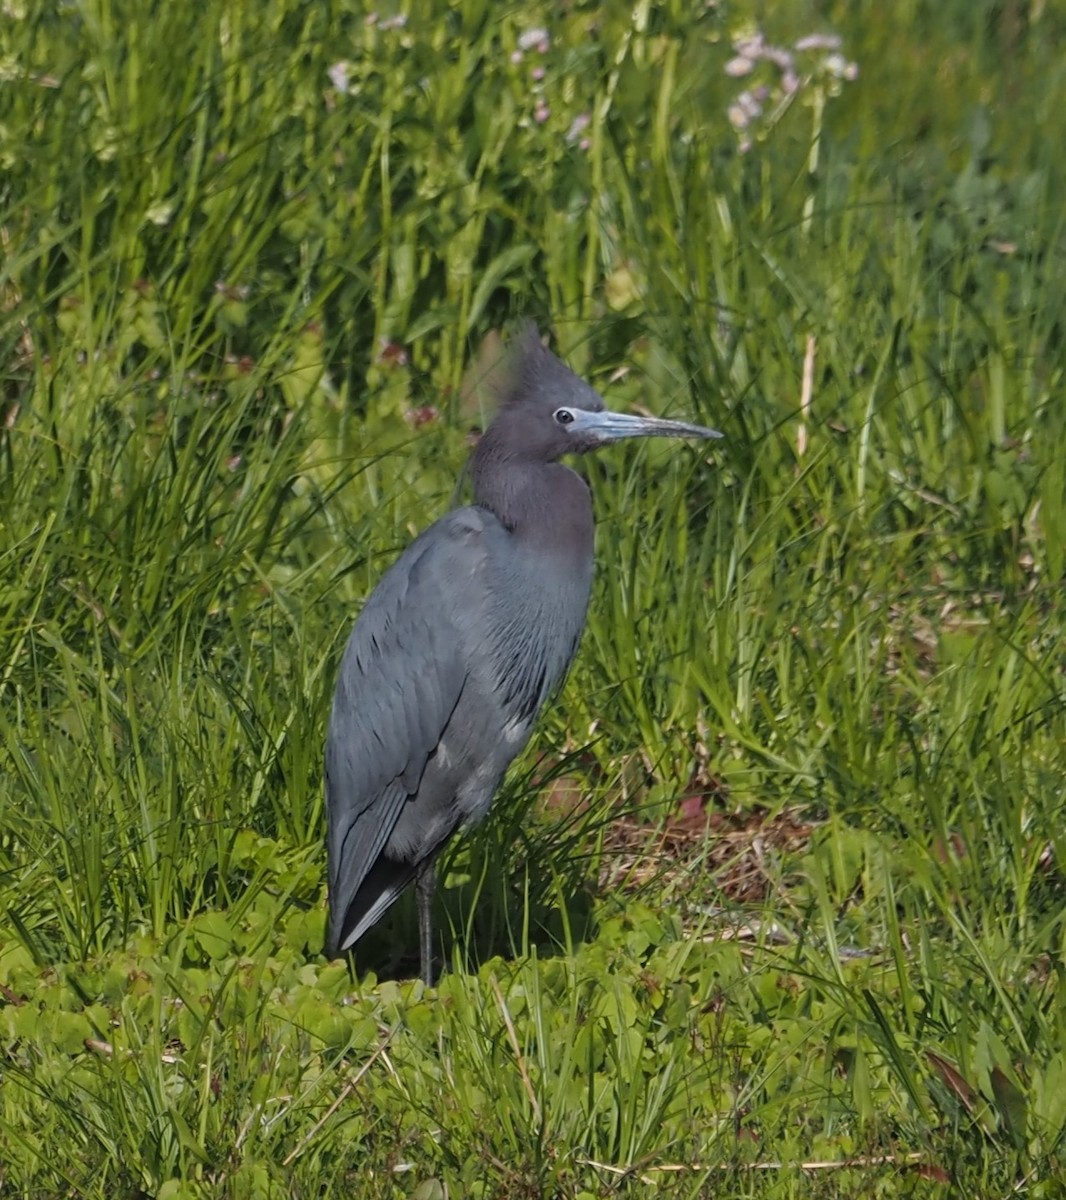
[{"left": 325, "top": 508, "right": 492, "bottom": 956}]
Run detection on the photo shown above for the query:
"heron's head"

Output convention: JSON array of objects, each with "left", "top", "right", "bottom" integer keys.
[{"left": 481, "top": 323, "right": 721, "bottom": 463}]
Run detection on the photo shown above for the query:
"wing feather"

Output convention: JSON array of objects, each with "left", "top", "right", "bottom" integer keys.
[{"left": 325, "top": 508, "right": 490, "bottom": 955}]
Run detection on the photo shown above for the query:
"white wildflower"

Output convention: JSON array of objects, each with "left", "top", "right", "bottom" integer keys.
[
  {"left": 733, "top": 32, "right": 765, "bottom": 59},
  {"left": 327, "top": 61, "right": 350, "bottom": 93},
  {"left": 724, "top": 56, "right": 754, "bottom": 77},
  {"left": 794, "top": 33, "right": 842, "bottom": 52},
  {"left": 824, "top": 52, "right": 859, "bottom": 80},
  {"left": 737, "top": 90, "right": 763, "bottom": 120},
  {"left": 565, "top": 113, "right": 591, "bottom": 143},
  {"left": 518, "top": 28, "right": 550, "bottom": 52},
  {"left": 763, "top": 46, "right": 794, "bottom": 71}
]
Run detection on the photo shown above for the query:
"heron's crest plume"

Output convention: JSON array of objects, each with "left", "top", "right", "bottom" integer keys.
[{"left": 492, "top": 322, "right": 604, "bottom": 417}]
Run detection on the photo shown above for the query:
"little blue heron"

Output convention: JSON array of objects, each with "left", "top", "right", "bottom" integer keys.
[{"left": 326, "top": 325, "right": 721, "bottom": 983}]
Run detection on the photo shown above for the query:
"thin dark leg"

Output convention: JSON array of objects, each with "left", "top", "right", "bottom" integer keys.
[{"left": 415, "top": 859, "right": 437, "bottom": 986}]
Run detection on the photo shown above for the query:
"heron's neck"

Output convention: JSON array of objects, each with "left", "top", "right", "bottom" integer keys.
[{"left": 472, "top": 451, "right": 594, "bottom": 559}]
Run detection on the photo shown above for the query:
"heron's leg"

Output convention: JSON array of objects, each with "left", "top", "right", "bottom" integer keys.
[{"left": 415, "top": 859, "right": 437, "bottom": 986}]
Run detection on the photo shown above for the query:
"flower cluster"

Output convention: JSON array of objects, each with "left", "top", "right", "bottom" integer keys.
[
  {"left": 511, "top": 27, "right": 552, "bottom": 125},
  {"left": 510, "top": 26, "right": 591, "bottom": 149},
  {"left": 326, "top": 12, "right": 409, "bottom": 96},
  {"left": 725, "top": 29, "right": 858, "bottom": 152},
  {"left": 513, "top": 27, "right": 550, "bottom": 58}
]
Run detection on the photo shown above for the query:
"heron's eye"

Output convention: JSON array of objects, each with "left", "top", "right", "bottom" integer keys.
[{"left": 554, "top": 408, "right": 575, "bottom": 426}]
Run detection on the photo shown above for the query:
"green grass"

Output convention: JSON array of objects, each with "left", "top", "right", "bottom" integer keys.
[{"left": 2, "top": 0, "right": 1066, "bottom": 1195}]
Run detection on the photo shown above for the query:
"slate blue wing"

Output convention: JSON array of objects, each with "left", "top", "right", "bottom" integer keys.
[{"left": 324, "top": 508, "right": 490, "bottom": 956}]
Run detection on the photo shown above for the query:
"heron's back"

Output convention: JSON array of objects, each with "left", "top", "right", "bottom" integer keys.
[{"left": 325, "top": 504, "right": 593, "bottom": 955}]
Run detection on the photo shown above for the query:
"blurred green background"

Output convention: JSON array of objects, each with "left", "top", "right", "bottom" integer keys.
[{"left": 2, "top": 0, "right": 1065, "bottom": 1195}]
